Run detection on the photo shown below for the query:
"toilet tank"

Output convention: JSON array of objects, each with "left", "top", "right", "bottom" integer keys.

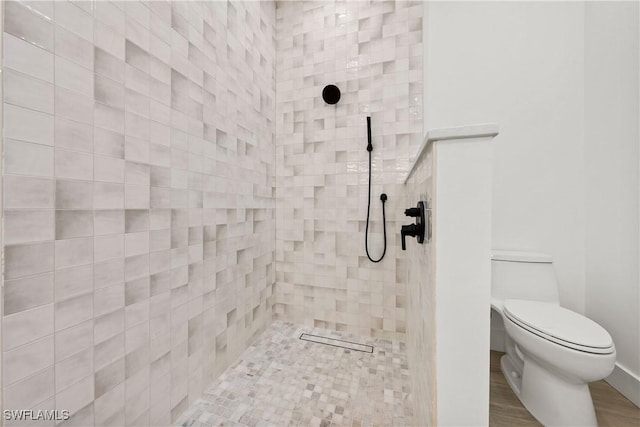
[{"left": 491, "top": 250, "right": 560, "bottom": 307}]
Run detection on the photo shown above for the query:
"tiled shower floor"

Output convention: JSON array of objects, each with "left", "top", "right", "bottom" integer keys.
[{"left": 176, "top": 321, "right": 413, "bottom": 427}]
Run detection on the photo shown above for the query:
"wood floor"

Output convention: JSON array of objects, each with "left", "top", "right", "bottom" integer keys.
[{"left": 489, "top": 351, "right": 640, "bottom": 427}]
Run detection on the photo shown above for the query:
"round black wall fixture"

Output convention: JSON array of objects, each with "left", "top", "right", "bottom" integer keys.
[{"left": 322, "top": 84, "right": 341, "bottom": 105}]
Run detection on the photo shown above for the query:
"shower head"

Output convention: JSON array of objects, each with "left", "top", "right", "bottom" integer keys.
[{"left": 322, "top": 84, "right": 341, "bottom": 105}]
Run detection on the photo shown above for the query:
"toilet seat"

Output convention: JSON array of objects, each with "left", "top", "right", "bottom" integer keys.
[{"left": 503, "top": 299, "right": 614, "bottom": 354}]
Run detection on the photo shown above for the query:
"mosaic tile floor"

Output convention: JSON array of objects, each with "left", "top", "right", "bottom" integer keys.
[{"left": 176, "top": 321, "right": 413, "bottom": 427}]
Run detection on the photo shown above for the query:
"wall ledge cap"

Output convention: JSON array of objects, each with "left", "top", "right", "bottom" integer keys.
[{"left": 404, "top": 123, "right": 499, "bottom": 184}]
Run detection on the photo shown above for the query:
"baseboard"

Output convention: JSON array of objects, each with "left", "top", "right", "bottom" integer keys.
[{"left": 605, "top": 362, "right": 640, "bottom": 408}]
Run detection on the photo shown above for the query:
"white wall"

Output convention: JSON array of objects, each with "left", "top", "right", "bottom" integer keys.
[
  {"left": 0, "top": 2, "right": 4, "bottom": 420},
  {"left": 424, "top": 0, "right": 640, "bottom": 405},
  {"left": 425, "top": 1, "right": 587, "bottom": 313},
  {"left": 433, "top": 136, "right": 494, "bottom": 426},
  {"left": 584, "top": 1, "right": 640, "bottom": 405}
]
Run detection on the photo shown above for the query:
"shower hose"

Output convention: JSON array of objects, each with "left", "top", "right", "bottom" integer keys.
[{"left": 365, "top": 116, "right": 387, "bottom": 263}]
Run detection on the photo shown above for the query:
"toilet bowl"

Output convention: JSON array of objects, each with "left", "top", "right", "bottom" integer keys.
[{"left": 491, "top": 251, "right": 616, "bottom": 426}]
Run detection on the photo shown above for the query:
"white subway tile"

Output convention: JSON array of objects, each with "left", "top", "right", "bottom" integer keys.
[
  {"left": 4, "top": 103, "right": 54, "bottom": 146},
  {"left": 3, "top": 32, "right": 54, "bottom": 82}
]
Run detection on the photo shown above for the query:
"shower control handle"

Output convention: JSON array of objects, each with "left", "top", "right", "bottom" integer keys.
[
  {"left": 401, "top": 224, "right": 422, "bottom": 250},
  {"left": 401, "top": 201, "right": 428, "bottom": 250}
]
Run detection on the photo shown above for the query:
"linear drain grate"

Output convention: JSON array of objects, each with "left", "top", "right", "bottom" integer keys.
[{"left": 299, "top": 333, "right": 373, "bottom": 353}]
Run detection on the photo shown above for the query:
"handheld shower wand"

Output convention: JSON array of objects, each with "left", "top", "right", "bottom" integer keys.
[
  {"left": 367, "top": 117, "right": 373, "bottom": 152},
  {"left": 365, "top": 116, "right": 387, "bottom": 263}
]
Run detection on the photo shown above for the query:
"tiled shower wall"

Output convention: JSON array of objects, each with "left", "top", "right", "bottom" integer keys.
[
  {"left": 404, "top": 147, "right": 435, "bottom": 426},
  {"left": 274, "top": 0, "right": 423, "bottom": 340},
  {"left": 1, "top": 1, "right": 275, "bottom": 425}
]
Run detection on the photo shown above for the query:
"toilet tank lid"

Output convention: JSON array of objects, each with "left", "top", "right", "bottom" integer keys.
[{"left": 492, "top": 250, "right": 552, "bottom": 263}]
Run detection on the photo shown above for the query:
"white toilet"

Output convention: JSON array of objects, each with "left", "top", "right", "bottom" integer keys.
[{"left": 491, "top": 250, "right": 616, "bottom": 426}]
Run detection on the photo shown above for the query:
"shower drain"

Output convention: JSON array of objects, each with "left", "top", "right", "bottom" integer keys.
[{"left": 299, "top": 333, "right": 374, "bottom": 353}]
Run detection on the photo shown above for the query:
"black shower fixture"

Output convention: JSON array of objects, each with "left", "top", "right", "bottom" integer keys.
[
  {"left": 322, "top": 84, "right": 341, "bottom": 105},
  {"left": 401, "top": 201, "right": 427, "bottom": 250},
  {"left": 364, "top": 116, "right": 388, "bottom": 263}
]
